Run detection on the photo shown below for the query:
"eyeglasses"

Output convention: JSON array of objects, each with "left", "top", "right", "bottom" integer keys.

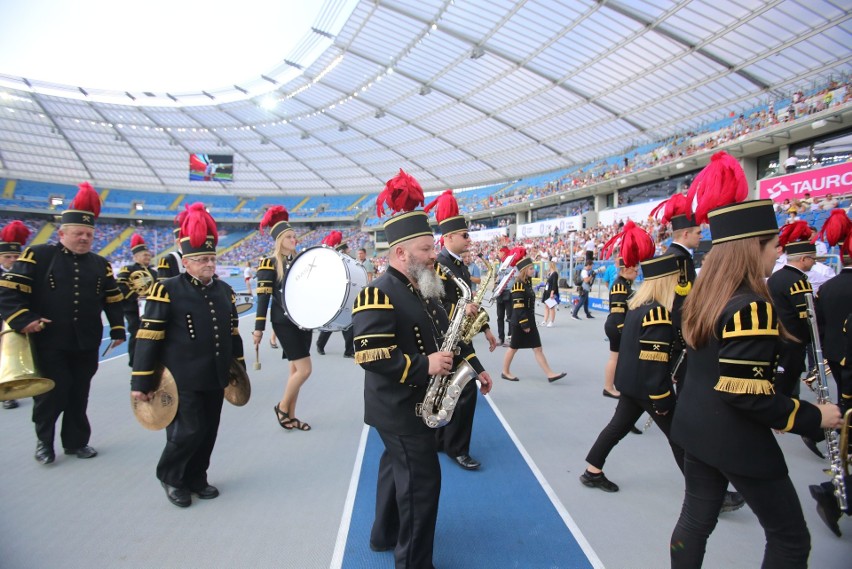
[{"left": 187, "top": 256, "right": 217, "bottom": 265}]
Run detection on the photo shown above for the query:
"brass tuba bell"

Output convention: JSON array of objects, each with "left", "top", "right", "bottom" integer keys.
[
  {"left": 127, "top": 269, "right": 154, "bottom": 296},
  {"left": 0, "top": 322, "right": 54, "bottom": 401}
]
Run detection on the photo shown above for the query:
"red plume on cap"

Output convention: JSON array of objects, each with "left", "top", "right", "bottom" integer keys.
[
  {"left": 70, "top": 181, "right": 101, "bottom": 218},
  {"left": 601, "top": 220, "right": 655, "bottom": 267},
  {"left": 778, "top": 220, "right": 812, "bottom": 248},
  {"left": 423, "top": 189, "right": 459, "bottom": 222},
  {"left": 321, "top": 230, "right": 342, "bottom": 247},
  {"left": 130, "top": 234, "right": 145, "bottom": 249},
  {"left": 174, "top": 206, "right": 190, "bottom": 228},
  {"left": 499, "top": 246, "right": 510, "bottom": 256},
  {"left": 507, "top": 247, "right": 527, "bottom": 267},
  {"left": 817, "top": 208, "right": 852, "bottom": 247},
  {"left": 1, "top": 220, "right": 30, "bottom": 246},
  {"left": 649, "top": 193, "right": 692, "bottom": 225},
  {"left": 376, "top": 169, "right": 424, "bottom": 218},
  {"left": 259, "top": 205, "right": 289, "bottom": 235},
  {"left": 685, "top": 151, "right": 748, "bottom": 224},
  {"left": 181, "top": 202, "right": 218, "bottom": 248}
]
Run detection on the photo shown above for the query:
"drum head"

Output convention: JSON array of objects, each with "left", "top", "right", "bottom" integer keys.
[
  {"left": 283, "top": 247, "right": 351, "bottom": 330},
  {"left": 224, "top": 360, "right": 251, "bottom": 406},
  {"left": 131, "top": 368, "right": 178, "bottom": 431},
  {"left": 234, "top": 293, "right": 254, "bottom": 315}
]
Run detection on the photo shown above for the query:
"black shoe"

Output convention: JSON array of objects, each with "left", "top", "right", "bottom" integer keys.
[
  {"left": 720, "top": 491, "right": 745, "bottom": 513},
  {"left": 602, "top": 389, "right": 620, "bottom": 399},
  {"left": 809, "top": 484, "right": 842, "bottom": 537},
  {"left": 629, "top": 425, "right": 642, "bottom": 435},
  {"left": 190, "top": 484, "right": 220, "bottom": 500},
  {"left": 802, "top": 436, "right": 825, "bottom": 459},
  {"left": 547, "top": 372, "right": 566, "bottom": 383},
  {"left": 316, "top": 345, "right": 325, "bottom": 355},
  {"left": 454, "top": 454, "right": 481, "bottom": 470},
  {"left": 501, "top": 373, "right": 519, "bottom": 382},
  {"left": 35, "top": 441, "right": 55, "bottom": 465},
  {"left": 586, "top": 314, "right": 595, "bottom": 319},
  {"left": 571, "top": 315, "right": 581, "bottom": 321},
  {"left": 580, "top": 470, "right": 619, "bottom": 492},
  {"left": 161, "top": 481, "right": 191, "bottom": 508},
  {"left": 64, "top": 445, "right": 98, "bottom": 459},
  {"left": 369, "top": 542, "right": 394, "bottom": 552},
  {"left": 343, "top": 353, "right": 355, "bottom": 359},
  {"left": 3, "top": 399, "right": 18, "bottom": 409}
]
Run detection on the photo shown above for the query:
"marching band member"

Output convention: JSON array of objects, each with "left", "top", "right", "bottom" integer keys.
[
  {"left": 116, "top": 234, "right": 157, "bottom": 367},
  {"left": 352, "top": 170, "right": 491, "bottom": 568},
  {"left": 156, "top": 213, "right": 186, "bottom": 279},
  {"left": 501, "top": 251, "right": 566, "bottom": 382},
  {"left": 253, "top": 206, "right": 314, "bottom": 431},
  {"left": 315, "top": 231, "right": 355, "bottom": 358},
  {"left": 0, "top": 220, "right": 31, "bottom": 409},
  {"left": 426, "top": 190, "right": 496, "bottom": 472},
  {"left": 131, "top": 204, "right": 244, "bottom": 507},
  {"left": 0, "top": 182, "right": 126, "bottom": 464},
  {"left": 494, "top": 246, "right": 514, "bottom": 346},
  {"left": 670, "top": 152, "right": 842, "bottom": 568}
]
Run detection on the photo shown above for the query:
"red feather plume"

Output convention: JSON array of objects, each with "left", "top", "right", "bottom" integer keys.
[
  {"left": 130, "top": 234, "right": 145, "bottom": 248},
  {"left": 322, "top": 230, "right": 342, "bottom": 248},
  {"left": 181, "top": 202, "right": 218, "bottom": 248},
  {"left": 1, "top": 220, "right": 30, "bottom": 246},
  {"left": 376, "top": 169, "right": 424, "bottom": 218},
  {"left": 174, "top": 206, "right": 189, "bottom": 228},
  {"left": 507, "top": 247, "right": 527, "bottom": 267},
  {"left": 778, "top": 220, "right": 812, "bottom": 248},
  {"left": 259, "top": 205, "right": 289, "bottom": 235},
  {"left": 685, "top": 151, "right": 748, "bottom": 224},
  {"left": 423, "top": 189, "right": 459, "bottom": 222},
  {"left": 817, "top": 208, "right": 852, "bottom": 247},
  {"left": 70, "top": 181, "right": 101, "bottom": 218},
  {"left": 601, "top": 220, "right": 655, "bottom": 267},
  {"left": 650, "top": 193, "right": 693, "bottom": 225}
]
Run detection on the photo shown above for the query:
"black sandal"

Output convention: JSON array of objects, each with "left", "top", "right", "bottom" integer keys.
[
  {"left": 283, "top": 417, "right": 311, "bottom": 431},
  {"left": 274, "top": 404, "right": 291, "bottom": 429}
]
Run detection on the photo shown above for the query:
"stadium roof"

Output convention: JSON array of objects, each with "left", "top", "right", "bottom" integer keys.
[{"left": 0, "top": 0, "right": 849, "bottom": 196}]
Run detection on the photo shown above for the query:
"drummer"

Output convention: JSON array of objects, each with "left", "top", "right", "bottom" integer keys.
[
  {"left": 252, "top": 206, "right": 314, "bottom": 431},
  {"left": 131, "top": 203, "right": 245, "bottom": 508}
]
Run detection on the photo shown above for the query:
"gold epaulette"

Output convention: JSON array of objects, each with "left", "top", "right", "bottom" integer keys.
[
  {"left": 352, "top": 287, "right": 393, "bottom": 314},
  {"left": 105, "top": 263, "right": 115, "bottom": 278},
  {"left": 641, "top": 306, "right": 671, "bottom": 327},
  {"left": 435, "top": 264, "right": 448, "bottom": 281},
  {"left": 721, "top": 301, "right": 778, "bottom": 339},
  {"left": 789, "top": 280, "right": 813, "bottom": 296},
  {"left": 611, "top": 283, "right": 628, "bottom": 295},
  {"left": 146, "top": 283, "right": 170, "bottom": 303},
  {"left": 258, "top": 257, "right": 274, "bottom": 271},
  {"left": 511, "top": 282, "right": 525, "bottom": 293},
  {"left": 156, "top": 257, "right": 170, "bottom": 270},
  {"left": 17, "top": 248, "right": 35, "bottom": 264}
]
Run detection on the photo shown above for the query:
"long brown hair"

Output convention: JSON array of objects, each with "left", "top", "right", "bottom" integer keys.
[
  {"left": 682, "top": 236, "right": 775, "bottom": 348},
  {"left": 273, "top": 230, "right": 295, "bottom": 282}
]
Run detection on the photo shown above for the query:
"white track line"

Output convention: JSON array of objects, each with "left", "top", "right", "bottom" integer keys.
[{"left": 330, "top": 423, "right": 370, "bottom": 569}]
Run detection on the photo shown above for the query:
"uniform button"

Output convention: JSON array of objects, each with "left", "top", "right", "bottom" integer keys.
[
  {"left": 212, "top": 317, "right": 217, "bottom": 322},
  {"left": 74, "top": 301, "right": 79, "bottom": 305},
  {"left": 215, "top": 352, "right": 220, "bottom": 357},
  {"left": 215, "top": 343, "right": 220, "bottom": 348}
]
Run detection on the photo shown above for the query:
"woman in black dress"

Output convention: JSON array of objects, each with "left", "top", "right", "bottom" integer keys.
[
  {"left": 541, "top": 261, "right": 559, "bottom": 327},
  {"left": 670, "top": 152, "right": 842, "bottom": 568},
  {"left": 252, "top": 206, "right": 314, "bottom": 431},
  {"left": 501, "top": 256, "right": 565, "bottom": 382}
]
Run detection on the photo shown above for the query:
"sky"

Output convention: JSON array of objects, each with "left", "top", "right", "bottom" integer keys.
[{"left": 0, "top": 0, "right": 354, "bottom": 93}]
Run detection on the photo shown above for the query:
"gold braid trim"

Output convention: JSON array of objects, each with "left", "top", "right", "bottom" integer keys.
[
  {"left": 0, "top": 280, "right": 31, "bottom": 293},
  {"left": 256, "top": 286, "right": 273, "bottom": 295},
  {"left": 106, "top": 292, "right": 124, "bottom": 304},
  {"left": 355, "top": 345, "right": 396, "bottom": 364},
  {"left": 714, "top": 376, "right": 775, "bottom": 395},
  {"left": 639, "top": 350, "right": 669, "bottom": 362},
  {"left": 136, "top": 329, "right": 165, "bottom": 341},
  {"left": 610, "top": 307, "right": 625, "bottom": 313}
]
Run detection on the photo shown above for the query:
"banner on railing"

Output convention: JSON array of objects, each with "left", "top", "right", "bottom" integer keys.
[
  {"left": 517, "top": 215, "right": 582, "bottom": 238},
  {"left": 597, "top": 199, "right": 665, "bottom": 226},
  {"left": 758, "top": 162, "right": 852, "bottom": 202},
  {"left": 468, "top": 227, "right": 508, "bottom": 242}
]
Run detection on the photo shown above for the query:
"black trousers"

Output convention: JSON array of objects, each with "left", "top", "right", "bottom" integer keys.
[
  {"left": 572, "top": 290, "right": 591, "bottom": 317},
  {"left": 777, "top": 344, "right": 806, "bottom": 397},
  {"left": 124, "top": 308, "right": 140, "bottom": 367},
  {"left": 585, "top": 395, "right": 684, "bottom": 473},
  {"left": 435, "top": 380, "right": 476, "bottom": 457},
  {"left": 32, "top": 347, "right": 99, "bottom": 449},
  {"left": 495, "top": 298, "right": 512, "bottom": 341},
  {"left": 671, "top": 452, "right": 810, "bottom": 569},
  {"left": 316, "top": 326, "right": 354, "bottom": 356},
  {"left": 157, "top": 389, "right": 224, "bottom": 490},
  {"left": 372, "top": 429, "right": 440, "bottom": 569}
]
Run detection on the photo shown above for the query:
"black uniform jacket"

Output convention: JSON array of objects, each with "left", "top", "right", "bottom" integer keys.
[
  {"left": 817, "top": 267, "right": 852, "bottom": 363},
  {"left": 672, "top": 292, "right": 823, "bottom": 478},
  {"left": 768, "top": 264, "right": 812, "bottom": 344},
  {"left": 254, "top": 255, "right": 294, "bottom": 330},
  {"left": 510, "top": 279, "right": 535, "bottom": 331},
  {"left": 131, "top": 273, "right": 244, "bottom": 393},
  {"left": 605, "top": 276, "right": 632, "bottom": 333},
  {"left": 0, "top": 243, "right": 125, "bottom": 351},
  {"left": 352, "top": 266, "right": 481, "bottom": 435},
  {"left": 156, "top": 251, "right": 183, "bottom": 279},
  {"left": 667, "top": 242, "right": 697, "bottom": 283},
  {"left": 116, "top": 262, "right": 158, "bottom": 310},
  {"left": 436, "top": 248, "right": 491, "bottom": 336},
  {"left": 615, "top": 302, "right": 676, "bottom": 413}
]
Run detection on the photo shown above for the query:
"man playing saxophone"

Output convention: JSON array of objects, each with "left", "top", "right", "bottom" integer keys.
[
  {"left": 425, "top": 189, "right": 496, "bottom": 471},
  {"left": 352, "top": 171, "right": 491, "bottom": 569}
]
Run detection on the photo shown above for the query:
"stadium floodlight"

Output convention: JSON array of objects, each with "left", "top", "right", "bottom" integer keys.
[{"left": 261, "top": 97, "right": 278, "bottom": 110}]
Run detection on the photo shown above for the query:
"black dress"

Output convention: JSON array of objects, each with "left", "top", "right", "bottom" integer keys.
[
  {"left": 509, "top": 279, "right": 541, "bottom": 349},
  {"left": 254, "top": 255, "right": 312, "bottom": 360}
]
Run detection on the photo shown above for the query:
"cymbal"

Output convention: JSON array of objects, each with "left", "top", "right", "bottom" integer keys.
[
  {"left": 131, "top": 368, "right": 178, "bottom": 430},
  {"left": 225, "top": 360, "right": 251, "bottom": 406}
]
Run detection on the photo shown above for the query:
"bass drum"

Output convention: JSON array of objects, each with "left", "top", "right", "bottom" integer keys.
[{"left": 282, "top": 245, "right": 367, "bottom": 331}]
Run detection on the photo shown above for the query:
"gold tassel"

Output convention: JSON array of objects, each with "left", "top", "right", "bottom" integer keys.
[
  {"left": 639, "top": 350, "right": 669, "bottom": 362},
  {"left": 675, "top": 281, "right": 692, "bottom": 296},
  {"left": 355, "top": 346, "right": 395, "bottom": 364},
  {"left": 136, "top": 329, "right": 165, "bottom": 341},
  {"left": 714, "top": 376, "right": 774, "bottom": 395}
]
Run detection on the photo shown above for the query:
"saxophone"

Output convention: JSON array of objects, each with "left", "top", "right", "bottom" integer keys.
[
  {"left": 459, "top": 256, "right": 497, "bottom": 344},
  {"left": 804, "top": 293, "right": 848, "bottom": 510},
  {"left": 417, "top": 273, "right": 479, "bottom": 429}
]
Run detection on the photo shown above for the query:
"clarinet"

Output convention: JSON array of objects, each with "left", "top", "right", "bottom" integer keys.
[{"left": 804, "top": 293, "right": 848, "bottom": 510}]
